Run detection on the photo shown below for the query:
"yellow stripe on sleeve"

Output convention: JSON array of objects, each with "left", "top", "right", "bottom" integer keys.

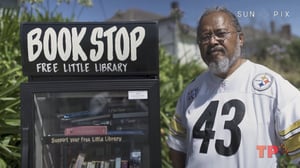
[
  {"left": 279, "top": 120, "right": 300, "bottom": 136},
  {"left": 169, "top": 115, "right": 186, "bottom": 137},
  {"left": 290, "top": 152, "right": 300, "bottom": 161},
  {"left": 282, "top": 133, "right": 300, "bottom": 153}
]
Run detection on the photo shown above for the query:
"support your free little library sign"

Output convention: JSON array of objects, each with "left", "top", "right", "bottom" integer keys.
[{"left": 20, "top": 22, "right": 158, "bottom": 76}]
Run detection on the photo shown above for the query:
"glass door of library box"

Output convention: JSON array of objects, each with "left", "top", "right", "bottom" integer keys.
[{"left": 21, "top": 79, "right": 161, "bottom": 168}]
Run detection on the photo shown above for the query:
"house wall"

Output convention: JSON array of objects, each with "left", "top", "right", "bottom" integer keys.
[
  {"left": 159, "top": 20, "right": 206, "bottom": 67},
  {"left": 177, "top": 35, "right": 205, "bottom": 66},
  {"left": 158, "top": 20, "right": 176, "bottom": 57}
]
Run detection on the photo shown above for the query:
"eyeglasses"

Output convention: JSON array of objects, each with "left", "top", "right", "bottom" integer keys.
[{"left": 198, "top": 31, "right": 239, "bottom": 44}]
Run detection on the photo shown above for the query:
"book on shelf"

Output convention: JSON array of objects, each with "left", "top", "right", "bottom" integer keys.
[
  {"left": 70, "top": 156, "right": 138, "bottom": 168},
  {"left": 73, "top": 153, "right": 86, "bottom": 168},
  {"left": 112, "top": 112, "right": 148, "bottom": 119},
  {"left": 69, "top": 159, "right": 76, "bottom": 168},
  {"left": 95, "top": 161, "right": 103, "bottom": 168},
  {"left": 112, "top": 118, "right": 147, "bottom": 125},
  {"left": 108, "top": 105, "right": 144, "bottom": 114},
  {"left": 72, "top": 120, "right": 112, "bottom": 127},
  {"left": 70, "top": 114, "right": 111, "bottom": 123},
  {"left": 101, "top": 161, "right": 105, "bottom": 168},
  {"left": 86, "top": 161, "right": 96, "bottom": 168},
  {"left": 58, "top": 102, "right": 146, "bottom": 120},
  {"left": 64, "top": 125, "right": 107, "bottom": 136},
  {"left": 115, "top": 157, "right": 121, "bottom": 168},
  {"left": 69, "top": 111, "right": 148, "bottom": 125},
  {"left": 129, "top": 150, "right": 142, "bottom": 168},
  {"left": 59, "top": 108, "right": 147, "bottom": 122},
  {"left": 103, "top": 161, "right": 110, "bottom": 168},
  {"left": 121, "top": 160, "right": 129, "bottom": 168},
  {"left": 112, "top": 118, "right": 147, "bottom": 131},
  {"left": 113, "top": 125, "right": 147, "bottom": 132},
  {"left": 107, "top": 130, "right": 144, "bottom": 136},
  {"left": 57, "top": 111, "right": 91, "bottom": 120},
  {"left": 109, "top": 159, "right": 115, "bottom": 168},
  {"left": 78, "top": 160, "right": 111, "bottom": 168}
]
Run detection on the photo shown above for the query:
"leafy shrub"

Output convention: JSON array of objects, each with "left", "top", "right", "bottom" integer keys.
[
  {"left": 159, "top": 48, "right": 204, "bottom": 167},
  {"left": 0, "top": 8, "right": 26, "bottom": 168},
  {"left": 0, "top": 3, "right": 67, "bottom": 167}
]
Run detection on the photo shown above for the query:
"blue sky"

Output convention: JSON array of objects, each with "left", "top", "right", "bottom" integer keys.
[{"left": 44, "top": 0, "right": 300, "bottom": 36}]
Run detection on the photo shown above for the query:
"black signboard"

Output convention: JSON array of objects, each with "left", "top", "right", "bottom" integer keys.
[{"left": 20, "top": 22, "right": 158, "bottom": 76}]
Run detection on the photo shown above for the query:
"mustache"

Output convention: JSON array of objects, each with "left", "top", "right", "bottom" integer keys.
[{"left": 207, "top": 46, "right": 225, "bottom": 55}]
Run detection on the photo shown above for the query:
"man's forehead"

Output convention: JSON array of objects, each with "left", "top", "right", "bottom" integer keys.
[
  {"left": 202, "top": 11, "right": 231, "bottom": 20},
  {"left": 200, "top": 12, "right": 234, "bottom": 30}
]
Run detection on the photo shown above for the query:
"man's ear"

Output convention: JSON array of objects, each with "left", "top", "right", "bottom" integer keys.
[{"left": 238, "top": 32, "right": 244, "bottom": 47}]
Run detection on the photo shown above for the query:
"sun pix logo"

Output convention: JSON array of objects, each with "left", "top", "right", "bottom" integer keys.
[{"left": 252, "top": 73, "right": 273, "bottom": 91}]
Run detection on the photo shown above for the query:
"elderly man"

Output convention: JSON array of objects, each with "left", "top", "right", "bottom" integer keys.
[{"left": 167, "top": 6, "right": 300, "bottom": 168}]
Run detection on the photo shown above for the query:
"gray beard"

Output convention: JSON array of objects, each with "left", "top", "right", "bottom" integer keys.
[{"left": 208, "top": 41, "right": 241, "bottom": 76}]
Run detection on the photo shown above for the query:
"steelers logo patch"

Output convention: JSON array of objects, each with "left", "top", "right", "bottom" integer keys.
[{"left": 252, "top": 73, "right": 273, "bottom": 91}]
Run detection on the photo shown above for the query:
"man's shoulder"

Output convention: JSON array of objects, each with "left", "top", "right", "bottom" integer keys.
[
  {"left": 245, "top": 60, "right": 283, "bottom": 82},
  {"left": 249, "top": 60, "right": 279, "bottom": 75},
  {"left": 185, "top": 71, "right": 209, "bottom": 90},
  {"left": 249, "top": 60, "right": 299, "bottom": 94}
]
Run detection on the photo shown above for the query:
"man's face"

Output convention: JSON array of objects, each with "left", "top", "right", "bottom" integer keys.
[{"left": 198, "top": 12, "right": 244, "bottom": 76}]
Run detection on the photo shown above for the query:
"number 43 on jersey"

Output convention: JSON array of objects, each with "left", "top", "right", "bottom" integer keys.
[{"left": 192, "top": 99, "right": 245, "bottom": 156}]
